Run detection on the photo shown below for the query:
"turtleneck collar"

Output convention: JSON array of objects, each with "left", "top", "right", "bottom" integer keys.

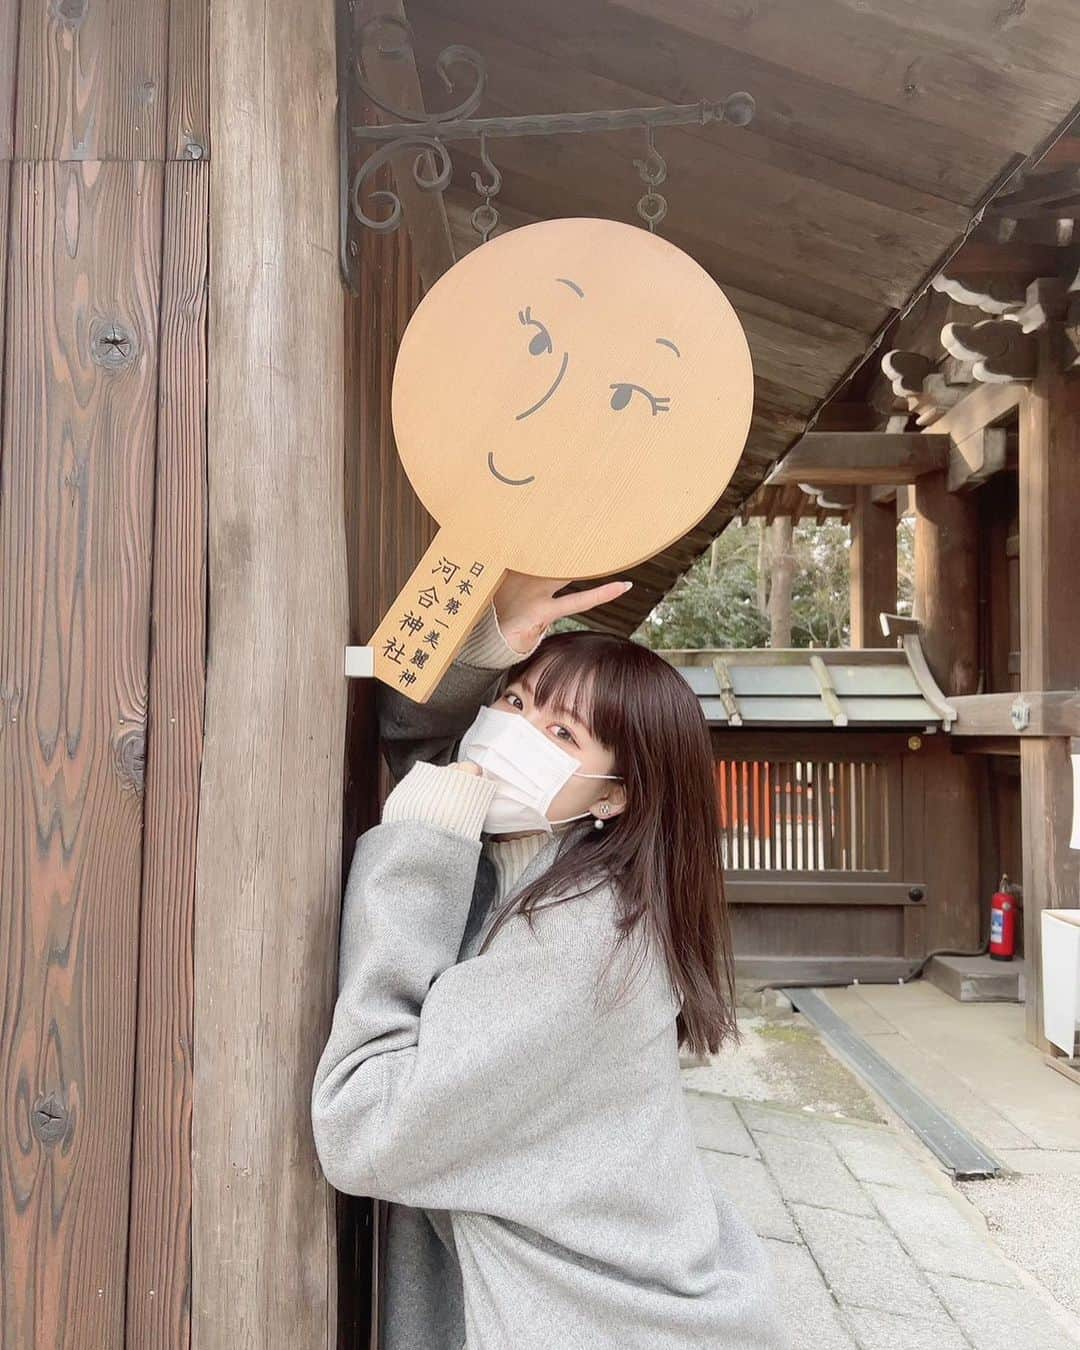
[{"left": 484, "top": 831, "right": 549, "bottom": 902}]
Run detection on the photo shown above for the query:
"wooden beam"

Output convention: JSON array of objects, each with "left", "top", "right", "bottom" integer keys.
[
  {"left": 196, "top": 0, "right": 347, "bottom": 1345},
  {"left": 850, "top": 488, "right": 897, "bottom": 648},
  {"left": 710, "top": 657, "right": 743, "bottom": 727},
  {"left": 809, "top": 654, "right": 849, "bottom": 726},
  {"left": 927, "top": 379, "right": 1026, "bottom": 443},
  {"left": 987, "top": 167, "right": 1080, "bottom": 220},
  {"left": 767, "top": 433, "right": 948, "bottom": 486},
  {"left": 724, "top": 880, "right": 922, "bottom": 906},
  {"left": 939, "top": 242, "right": 1065, "bottom": 278},
  {"left": 357, "top": 1, "right": 456, "bottom": 289},
  {"left": 947, "top": 427, "right": 1009, "bottom": 492},
  {"left": 949, "top": 692, "right": 1080, "bottom": 737},
  {"left": 950, "top": 737, "right": 1022, "bottom": 757},
  {"left": 1019, "top": 325, "right": 1080, "bottom": 1048}
]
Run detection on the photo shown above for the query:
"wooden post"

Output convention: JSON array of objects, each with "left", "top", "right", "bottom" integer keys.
[
  {"left": 911, "top": 470, "right": 982, "bottom": 953},
  {"left": 1019, "top": 332, "right": 1080, "bottom": 1048},
  {"left": 850, "top": 487, "right": 897, "bottom": 647},
  {"left": 194, "top": 0, "right": 346, "bottom": 1346},
  {"left": 912, "top": 471, "right": 979, "bottom": 696}
]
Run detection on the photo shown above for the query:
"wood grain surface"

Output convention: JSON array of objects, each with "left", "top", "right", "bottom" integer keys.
[
  {"left": 0, "top": 157, "right": 163, "bottom": 1349},
  {"left": 191, "top": 0, "right": 346, "bottom": 1344}
]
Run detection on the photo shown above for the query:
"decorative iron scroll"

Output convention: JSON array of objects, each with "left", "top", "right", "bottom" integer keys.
[{"left": 336, "top": 7, "right": 755, "bottom": 292}]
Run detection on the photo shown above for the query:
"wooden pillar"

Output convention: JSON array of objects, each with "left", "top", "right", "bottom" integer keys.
[
  {"left": 194, "top": 0, "right": 346, "bottom": 1346},
  {"left": 911, "top": 470, "right": 981, "bottom": 952},
  {"left": 1019, "top": 332, "right": 1080, "bottom": 1048},
  {"left": 850, "top": 487, "right": 897, "bottom": 647},
  {"left": 912, "top": 472, "right": 979, "bottom": 696}
]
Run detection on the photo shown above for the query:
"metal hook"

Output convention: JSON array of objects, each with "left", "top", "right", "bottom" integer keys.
[
  {"left": 633, "top": 125, "right": 667, "bottom": 190},
  {"left": 634, "top": 126, "right": 668, "bottom": 233},
  {"left": 471, "top": 132, "right": 502, "bottom": 243},
  {"left": 471, "top": 131, "right": 502, "bottom": 198}
]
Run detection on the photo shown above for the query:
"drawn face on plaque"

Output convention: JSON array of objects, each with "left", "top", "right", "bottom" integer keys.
[{"left": 391, "top": 217, "right": 754, "bottom": 578}]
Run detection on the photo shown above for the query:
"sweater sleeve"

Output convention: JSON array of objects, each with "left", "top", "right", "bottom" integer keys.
[
  {"left": 376, "top": 602, "right": 543, "bottom": 785},
  {"left": 381, "top": 759, "right": 498, "bottom": 839},
  {"left": 310, "top": 817, "right": 622, "bottom": 1212}
]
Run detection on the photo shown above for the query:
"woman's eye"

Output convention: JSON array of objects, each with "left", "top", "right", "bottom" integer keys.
[
  {"left": 504, "top": 691, "right": 524, "bottom": 709},
  {"left": 609, "top": 383, "right": 671, "bottom": 416},
  {"left": 518, "top": 306, "right": 553, "bottom": 356},
  {"left": 552, "top": 725, "right": 576, "bottom": 744}
]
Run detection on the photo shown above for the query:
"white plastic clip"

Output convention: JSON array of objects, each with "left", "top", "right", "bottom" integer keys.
[{"left": 344, "top": 646, "right": 374, "bottom": 678}]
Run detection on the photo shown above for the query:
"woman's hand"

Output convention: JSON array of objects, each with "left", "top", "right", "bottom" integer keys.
[
  {"left": 449, "top": 761, "right": 482, "bottom": 776},
  {"left": 493, "top": 572, "right": 633, "bottom": 655}
]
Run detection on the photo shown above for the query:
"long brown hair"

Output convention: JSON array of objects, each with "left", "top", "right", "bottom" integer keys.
[{"left": 475, "top": 630, "right": 739, "bottom": 1055}]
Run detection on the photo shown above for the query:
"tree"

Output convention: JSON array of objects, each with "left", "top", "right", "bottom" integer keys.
[
  {"left": 632, "top": 520, "right": 770, "bottom": 649},
  {"left": 630, "top": 513, "right": 915, "bottom": 652}
]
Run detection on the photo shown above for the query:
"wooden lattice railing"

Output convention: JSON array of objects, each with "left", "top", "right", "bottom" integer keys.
[{"left": 714, "top": 757, "right": 892, "bottom": 872}]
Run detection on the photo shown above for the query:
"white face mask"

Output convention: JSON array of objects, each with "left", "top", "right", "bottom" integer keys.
[{"left": 456, "top": 704, "right": 622, "bottom": 835}]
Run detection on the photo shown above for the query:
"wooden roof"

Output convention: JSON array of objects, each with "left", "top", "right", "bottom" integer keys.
[
  {"left": 401, "top": 0, "right": 1080, "bottom": 633},
  {"left": 665, "top": 641, "right": 955, "bottom": 729}
]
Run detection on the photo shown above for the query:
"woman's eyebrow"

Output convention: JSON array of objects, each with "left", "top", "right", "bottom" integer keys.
[{"left": 518, "top": 674, "right": 586, "bottom": 725}]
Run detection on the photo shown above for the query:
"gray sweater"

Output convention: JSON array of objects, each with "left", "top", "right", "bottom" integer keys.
[{"left": 311, "top": 608, "right": 788, "bottom": 1349}]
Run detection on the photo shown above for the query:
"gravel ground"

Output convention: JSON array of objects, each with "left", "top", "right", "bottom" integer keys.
[
  {"left": 959, "top": 1173, "right": 1080, "bottom": 1318},
  {"left": 680, "top": 990, "right": 885, "bottom": 1123}
]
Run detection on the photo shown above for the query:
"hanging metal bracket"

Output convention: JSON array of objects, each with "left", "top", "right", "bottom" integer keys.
[{"left": 337, "top": 7, "right": 755, "bottom": 291}]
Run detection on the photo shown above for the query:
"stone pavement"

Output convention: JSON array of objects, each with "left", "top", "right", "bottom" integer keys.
[
  {"left": 823, "top": 982, "right": 1080, "bottom": 1324},
  {"left": 685, "top": 1089, "right": 1080, "bottom": 1349}
]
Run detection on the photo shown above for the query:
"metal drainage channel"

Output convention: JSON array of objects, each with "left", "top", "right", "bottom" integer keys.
[{"left": 781, "top": 987, "right": 1001, "bottom": 1180}]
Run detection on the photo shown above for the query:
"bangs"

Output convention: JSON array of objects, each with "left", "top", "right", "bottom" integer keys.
[{"left": 516, "top": 633, "right": 631, "bottom": 749}]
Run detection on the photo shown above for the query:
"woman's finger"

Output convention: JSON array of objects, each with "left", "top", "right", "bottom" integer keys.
[{"left": 545, "top": 579, "right": 632, "bottom": 621}]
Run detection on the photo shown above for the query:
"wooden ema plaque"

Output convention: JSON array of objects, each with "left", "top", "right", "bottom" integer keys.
[{"left": 369, "top": 216, "right": 754, "bottom": 701}]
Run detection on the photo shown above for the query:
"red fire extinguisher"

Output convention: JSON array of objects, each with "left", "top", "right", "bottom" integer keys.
[{"left": 990, "top": 875, "right": 1017, "bottom": 961}]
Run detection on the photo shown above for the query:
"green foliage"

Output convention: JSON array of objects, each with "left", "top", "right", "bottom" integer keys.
[
  {"left": 634, "top": 521, "right": 768, "bottom": 650},
  {"left": 629, "top": 515, "right": 915, "bottom": 652}
]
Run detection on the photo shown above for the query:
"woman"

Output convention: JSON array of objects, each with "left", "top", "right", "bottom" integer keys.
[{"left": 311, "top": 574, "right": 787, "bottom": 1350}]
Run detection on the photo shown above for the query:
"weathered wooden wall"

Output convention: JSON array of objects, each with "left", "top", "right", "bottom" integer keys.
[
  {"left": 0, "top": 1, "right": 208, "bottom": 1347},
  {"left": 713, "top": 729, "right": 974, "bottom": 981}
]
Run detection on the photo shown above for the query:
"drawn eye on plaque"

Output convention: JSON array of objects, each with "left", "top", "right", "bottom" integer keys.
[
  {"left": 518, "top": 307, "right": 554, "bottom": 356},
  {"left": 609, "top": 382, "right": 671, "bottom": 416}
]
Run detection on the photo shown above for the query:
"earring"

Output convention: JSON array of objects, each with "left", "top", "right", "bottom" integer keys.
[
  {"left": 600, "top": 803, "right": 612, "bottom": 815},
  {"left": 593, "top": 818, "right": 604, "bottom": 830}
]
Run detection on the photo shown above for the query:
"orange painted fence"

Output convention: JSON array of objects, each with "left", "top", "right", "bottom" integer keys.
[{"left": 713, "top": 757, "right": 889, "bottom": 872}]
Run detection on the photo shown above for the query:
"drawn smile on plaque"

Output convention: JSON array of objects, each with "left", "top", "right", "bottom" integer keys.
[{"left": 485, "top": 277, "right": 677, "bottom": 488}]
